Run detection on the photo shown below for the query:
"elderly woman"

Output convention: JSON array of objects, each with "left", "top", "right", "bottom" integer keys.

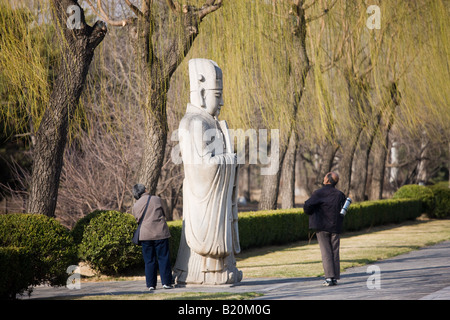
[{"left": 132, "top": 184, "right": 172, "bottom": 290}]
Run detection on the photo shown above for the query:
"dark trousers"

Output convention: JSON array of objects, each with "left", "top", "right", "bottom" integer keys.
[
  {"left": 141, "top": 239, "right": 172, "bottom": 288},
  {"left": 316, "top": 231, "right": 341, "bottom": 279}
]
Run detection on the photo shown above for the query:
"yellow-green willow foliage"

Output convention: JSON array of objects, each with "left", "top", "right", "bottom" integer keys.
[
  {"left": 2, "top": 0, "right": 448, "bottom": 152},
  {"left": 396, "top": 0, "right": 450, "bottom": 141},
  {"left": 0, "top": 1, "right": 53, "bottom": 135},
  {"left": 307, "top": 0, "right": 450, "bottom": 145},
  {"left": 0, "top": 0, "right": 95, "bottom": 141},
  {"left": 171, "top": 0, "right": 293, "bottom": 133}
]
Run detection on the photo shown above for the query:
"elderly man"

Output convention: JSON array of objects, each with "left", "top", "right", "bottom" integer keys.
[{"left": 304, "top": 172, "right": 346, "bottom": 286}]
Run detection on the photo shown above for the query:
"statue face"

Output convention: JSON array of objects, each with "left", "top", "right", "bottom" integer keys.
[{"left": 204, "top": 89, "right": 224, "bottom": 117}]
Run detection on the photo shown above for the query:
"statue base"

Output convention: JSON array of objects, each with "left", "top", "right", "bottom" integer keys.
[{"left": 173, "top": 245, "right": 243, "bottom": 285}]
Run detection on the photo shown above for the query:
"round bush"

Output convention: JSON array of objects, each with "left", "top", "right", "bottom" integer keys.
[
  {"left": 0, "top": 214, "right": 78, "bottom": 289},
  {"left": 0, "top": 247, "right": 34, "bottom": 299},
  {"left": 78, "top": 211, "right": 142, "bottom": 275},
  {"left": 428, "top": 183, "right": 450, "bottom": 218},
  {"left": 71, "top": 210, "right": 104, "bottom": 245},
  {"left": 393, "top": 184, "right": 435, "bottom": 217}
]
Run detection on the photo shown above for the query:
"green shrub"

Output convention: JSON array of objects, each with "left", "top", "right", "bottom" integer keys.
[
  {"left": 0, "top": 247, "right": 34, "bottom": 299},
  {"left": 167, "top": 220, "right": 182, "bottom": 264},
  {"left": 71, "top": 210, "right": 104, "bottom": 245},
  {"left": 393, "top": 184, "right": 435, "bottom": 217},
  {"left": 428, "top": 183, "right": 450, "bottom": 218},
  {"left": 78, "top": 211, "right": 142, "bottom": 275},
  {"left": 0, "top": 214, "right": 78, "bottom": 295}
]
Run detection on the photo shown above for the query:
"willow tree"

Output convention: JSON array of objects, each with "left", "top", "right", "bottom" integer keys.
[
  {"left": 85, "top": 0, "right": 223, "bottom": 194},
  {"left": 308, "top": 0, "right": 450, "bottom": 199},
  {"left": 260, "top": 0, "right": 339, "bottom": 210},
  {"left": 1, "top": 0, "right": 107, "bottom": 216},
  {"left": 29, "top": 1, "right": 106, "bottom": 216},
  {"left": 390, "top": 0, "right": 450, "bottom": 187}
]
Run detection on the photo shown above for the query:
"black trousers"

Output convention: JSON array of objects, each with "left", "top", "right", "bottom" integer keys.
[
  {"left": 316, "top": 231, "right": 341, "bottom": 279},
  {"left": 141, "top": 239, "right": 172, "bottom": 288}
]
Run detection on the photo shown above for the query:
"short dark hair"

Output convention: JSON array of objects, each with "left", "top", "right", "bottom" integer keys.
[{"left": 132, "top": 184, "right": 146, "bottom": 200}]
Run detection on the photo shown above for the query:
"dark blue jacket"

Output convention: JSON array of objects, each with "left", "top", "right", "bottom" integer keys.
[{"left": 304, "top": 185, "right": 346, "bottom": 234}]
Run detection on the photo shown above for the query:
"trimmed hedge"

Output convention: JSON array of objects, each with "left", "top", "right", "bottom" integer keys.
[
  {"left": 167, "top": 219, "right": 182, "bottom": 263},
  {"left": 393, "top": 183, "right": 450, "bottom": 219},
  {"left": 343, "top": 199, "right": 421, "bottom": 231},
  {"left": 167, "top": 198, "right": 421, "bottom": 253},
  {"left": 393, "top": 184, "right": 435, "bottom": 217},
  {"left": 237, "top": 209, "right": 309, "bottom": 250},
  {"left": 0, "top": 214, "right": 78, "bottom": 299}
]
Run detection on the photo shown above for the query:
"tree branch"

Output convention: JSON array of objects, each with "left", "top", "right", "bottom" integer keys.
[
  {"left": 198, "top": 0, "right": 223, "bottom": 21},
  {"left": 85, "top": 0, "right": 129, "bottom": 26},
  {"left": 124, "top": 0, "right": 145, "bottom": 18},
  {"left": 305, "top": 0, "right": 338, "bottom": 23}
]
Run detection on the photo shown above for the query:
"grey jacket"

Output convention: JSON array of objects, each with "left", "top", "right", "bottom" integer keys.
[{"left": 132, "top": 193, "right": 171, "bottom": 241}]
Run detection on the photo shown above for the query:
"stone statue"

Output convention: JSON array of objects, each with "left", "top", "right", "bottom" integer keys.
[{"left": 173, "top": 58, "right": 242, "bottom": 285}]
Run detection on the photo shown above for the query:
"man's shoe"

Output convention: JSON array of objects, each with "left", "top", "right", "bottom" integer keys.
[
  {"left": 148, "top": 286, "right": 155, "bottom": 291},
  {"left": 163, "top": 284, "right": 173, "bottom": 289},
  {"left": 332, "top": 279, "right": 338, "bottom": 285},
  {"left": 322, "top": 278, "right": 335, "bottom": 286}
]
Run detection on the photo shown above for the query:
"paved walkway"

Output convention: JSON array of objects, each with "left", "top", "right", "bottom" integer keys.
[{"left": 24, "top": 240, "right": 450, "bottom": 300}]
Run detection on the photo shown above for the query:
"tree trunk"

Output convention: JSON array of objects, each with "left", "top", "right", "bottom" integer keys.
[
  {"left": 338, "top": 127, "right": 363, "bottom": 197},
  {"left": 259, "top": 1, "right": 311, "bottom": 210},
  {"left": 281, "top": 129, "right": 298, "bottom": 208},
  {"left": 353, "top": 114, "right": 380, "bottom": 202},
  {"left": 27, "top": 0, "right": 106, "bottom": 216},
  {"left": 314, "top": 142, "right": 339, "bottom": 187},
  {"left": 258, "top": 136, "right": 288, "bottom": 210},
  {"left": 370, "top": 134, "right": 389, "bottom": 200},
  {"left": 339, "top": 74, "right": 370, "bottom": 197},
  {"left": 370, "top": 83, "right": 399, "bottom": 199}
]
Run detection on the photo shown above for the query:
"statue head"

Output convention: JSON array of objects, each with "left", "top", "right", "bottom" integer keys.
[{"left": 189, "top": 58, "right": 224, "bottom": 117}]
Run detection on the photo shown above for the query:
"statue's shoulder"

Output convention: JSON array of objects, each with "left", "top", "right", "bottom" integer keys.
[
  {"left": 179, "top": 112, "right": 200, "bottom": 130},
  {"left": 179, "top": 106, "right": 211, "bottom": 131}
]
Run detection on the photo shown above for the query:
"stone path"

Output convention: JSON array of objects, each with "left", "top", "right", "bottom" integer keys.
[{"left": 23, "top": 240, "right": 450, "bottom": 300}]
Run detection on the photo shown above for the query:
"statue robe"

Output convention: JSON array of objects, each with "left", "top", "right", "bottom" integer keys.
[{"left": 173, "top": 104, "right": 241, "bottom": 285}]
